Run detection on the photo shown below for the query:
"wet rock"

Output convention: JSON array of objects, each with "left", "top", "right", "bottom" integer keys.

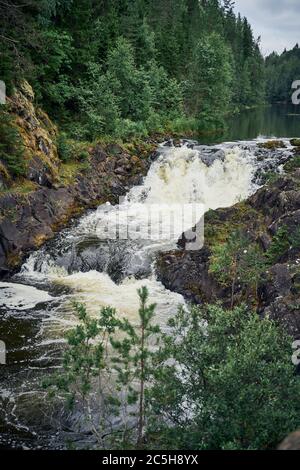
[
  {"left": 290, "top": 139, "right": 300, "bottom": 147},
  {"left": 0, "top": 141, "right": 152, "bottom": 274},
  {"left": 27, "top": 156, "right": 54, "bottom": 187},
  {"left": 149, "top": 150, "right": 160, "bottom": 161},
  {"left": 200, "top": 149, "right": 225, "bottom": 167},
  {"left": 258, "top": 140, "right": 286, "bottom": 150},
  {"left": 156, "top": 166, "right": 300, "bottom": 337}
]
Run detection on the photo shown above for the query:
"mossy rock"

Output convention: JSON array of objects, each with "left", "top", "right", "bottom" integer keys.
[
  {"left": 290, "top": 139, "right": 300, "bottom": 147},
  {"left": 283, "top": 156, "right": 300, "bottom": 173},
  {"left": 258, "top": 140, "right": 286, "bottom": 150}
]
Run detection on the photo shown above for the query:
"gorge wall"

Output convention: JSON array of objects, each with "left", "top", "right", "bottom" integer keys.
[{"left": 0, "top": 82, "right": 155, "bottom": 275}]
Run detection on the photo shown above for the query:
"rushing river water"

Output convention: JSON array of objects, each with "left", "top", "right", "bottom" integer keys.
[{"left": 0, "top": 105, "right": 299, "bottom": 449}]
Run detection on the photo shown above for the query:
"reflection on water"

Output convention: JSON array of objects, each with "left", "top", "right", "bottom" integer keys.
[{"left": 201, "top": 104, "right": 300, "bottom": 144}]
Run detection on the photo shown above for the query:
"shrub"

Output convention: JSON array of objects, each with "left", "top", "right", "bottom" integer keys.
[
  {"left": 0, "top": 108, "right": 25, "bottom": 177},
  {"left": 209, "top": 231, "right": 266, "bottom": 307},
  {"left": 266, "top": 226, "right": 290, "bottom": 264},
  {"left": 148, "top": 304, "right": 300, "bottom": 450},
  {"left": 56, "top": 132, "right": 72, "bottom": 162}
]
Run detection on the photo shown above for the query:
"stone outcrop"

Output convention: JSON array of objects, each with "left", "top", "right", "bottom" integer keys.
[
  {"left": 0, "top": 143, "right": 153, "bottom": 275},
  {"left": 0, "top": 82, "right": 156, "bottom": 274},
  {"left": 156, "top": 166, "right": 300, "bottom": 338},
  {"left": 9, "top": 80, "right": 60, "bottom": 187}
]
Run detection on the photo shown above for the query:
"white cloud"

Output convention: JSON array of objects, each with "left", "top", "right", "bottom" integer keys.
[{"left": 234, "top": 0, "right": 299, "bottom": 55}]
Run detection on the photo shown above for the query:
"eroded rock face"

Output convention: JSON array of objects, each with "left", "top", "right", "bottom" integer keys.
[
  {"left": 156, "top": 169, "right": 300, "bottom": 337},
  {"left": 0, "top": 81, "right": 156, "bottom": 274},
  {"left": 9, "top": 80, "right": 60, "bottom": 187}
]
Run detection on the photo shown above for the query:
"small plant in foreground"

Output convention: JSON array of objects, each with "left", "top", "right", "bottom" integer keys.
[{"left": 43, "top": 287, "right": 160, "bottom": 449}]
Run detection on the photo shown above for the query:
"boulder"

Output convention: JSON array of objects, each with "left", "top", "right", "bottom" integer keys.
[{"left": 278, "top": 431, "right": 300, "bottom": 450}]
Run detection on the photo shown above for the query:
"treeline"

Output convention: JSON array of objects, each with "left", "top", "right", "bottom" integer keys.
[
  {"left": 0, "top": 0, "right": 265, "bottom": 139},
  {"left": 265, "top": 44, "right": 300, "bottom": 103}
]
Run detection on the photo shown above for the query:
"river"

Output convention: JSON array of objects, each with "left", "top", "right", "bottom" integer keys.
[{"left": 0, "top": 105, "right": 299, "bottom": 449}]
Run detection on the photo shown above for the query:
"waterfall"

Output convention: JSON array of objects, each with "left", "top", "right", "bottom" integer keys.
[
  {"left": 0, "top": 138, "right": 293, "bottom": 449},
  {"left": 16, "top": 142, "right": 259, "bottom": 324}
]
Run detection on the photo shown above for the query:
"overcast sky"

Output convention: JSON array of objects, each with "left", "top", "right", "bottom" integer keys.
[{"left": 234, "top": 0, "right": 299, "bottom": 56}]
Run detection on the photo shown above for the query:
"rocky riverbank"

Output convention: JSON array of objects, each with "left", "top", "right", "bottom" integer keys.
[
  {"left": 0, "top": 82, "right": 157, "bottom": 275},
  {"left": 156, "top": 152, "right": 300, "bottom": 338}
]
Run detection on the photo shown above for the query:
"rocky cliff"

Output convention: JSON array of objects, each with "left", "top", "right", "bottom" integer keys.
[
  {"left": 0, "top": 82, "right": 155, "bottom": 275},
  {"left": 156, "top": 154, "right": 300, "bottom": 338}
]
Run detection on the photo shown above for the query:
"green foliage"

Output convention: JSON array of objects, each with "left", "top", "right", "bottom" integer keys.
[
  {"left": 44, "top": 287, "right": 300, "bottom": 450},
  {"left": 57, "top": 132, "right": 89, "bottom": 162},
  {"left": 187, "top": 32, "right": 233, "bottom": 127},
  {"left": 267, "top": 225, "right": 300, "bottom": 264},
  {"left": 148, "top": 303, "right": 300, "bottom": 450},
  {"left": 266, "top": 226, "right": 290, "bottom": 264},
  {"left": 1, "top": 0, "right": 266, "bottom": 141},
  {"left": 0, "top": 108, "right": 25, "bottom": 177},
  {"left": 209, "top": 230, "right": 266, "bottom": 306},
  {"left": 265, "top": 45, "right": 300, "bottom": 103},
  {"left": 284, "top": 156, "right": 300, "bottom": 173},
  {"left": 56, "top": 132, "right": 72, "bottom": 163},
  {"left": 44, "top": 287, "right": 160, "bottom": 448}
]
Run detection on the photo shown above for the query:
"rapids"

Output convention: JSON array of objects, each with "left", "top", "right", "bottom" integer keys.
[{"left": 0, "top": 138, "right": 294, "bottom": 448}]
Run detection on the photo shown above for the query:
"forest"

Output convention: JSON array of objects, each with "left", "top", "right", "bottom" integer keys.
[
  {"left": 265, "top": 44, "right": 300, "bottom": 103},
  {"left": 0, "top": 0, "right": 266, "bottom": 141}
]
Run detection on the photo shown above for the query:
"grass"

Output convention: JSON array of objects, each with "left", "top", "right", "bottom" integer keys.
[
  {"left": 0, "top": 179, "right": 38, "bottom": 196},
  {"left": 58, "top": 161, "right": 91, "bottom": 185}
]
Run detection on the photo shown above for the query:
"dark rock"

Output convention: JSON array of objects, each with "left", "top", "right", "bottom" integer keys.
[
  {"left": 149, "top": 151, "right": 160, "bottom": 161},
  {"left": 156, "top": 247, "right": 224, "bottom": 305},
  {"left": 0, "top": 143, "right": 152, "bottom": 274},
  {"left": 155, "top": 167, "right": 300, "bottom": 337},
  {"left": 27, "top": 155, "right": 54, "bottom": 187},
  {"left": 92, "top": 145, "right": 107, "bottom": 162}
]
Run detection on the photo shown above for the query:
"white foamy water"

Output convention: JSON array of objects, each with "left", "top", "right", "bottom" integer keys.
[
  {"left": 55, "top": 271, "right": 185, "bottom": 323},
  {"left": 0, "top": 282, "right": 53, "bottom": 311}
]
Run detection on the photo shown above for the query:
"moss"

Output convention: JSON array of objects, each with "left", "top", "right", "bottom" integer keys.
[
  {"left": 0, "top": 179, "right": 38, "bottom": 196},
  {"left": 58, "top": 161, "right": 91, "bottom": 184},
  {"left": 6, "top": 252, "right": 22, "bottom": 268},
  {"left": 284, "top": 156, "right": 300, "bottom": 174},
  {"left": 204, "top": 202, "right": 265, "bottom": 247},
  {"left": 290, "top": 139, "right": 300, "bottom": 147},
  {"left": 258, "top": 140, "right": 286, "bottom": 150},
  {"left": 0, "top": 162, "right": 10, "bottom": 180},
  {"left": 33, "top": 233, "right": 49, "bottom": 248}
]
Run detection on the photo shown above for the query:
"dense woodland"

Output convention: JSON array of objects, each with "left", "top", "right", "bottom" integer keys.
[
  {"left": 1, "top": 0, "right": 266, "bottom": 140},
  {"left": 265, "top": 44, "right": 300, "bottom": 103}
]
